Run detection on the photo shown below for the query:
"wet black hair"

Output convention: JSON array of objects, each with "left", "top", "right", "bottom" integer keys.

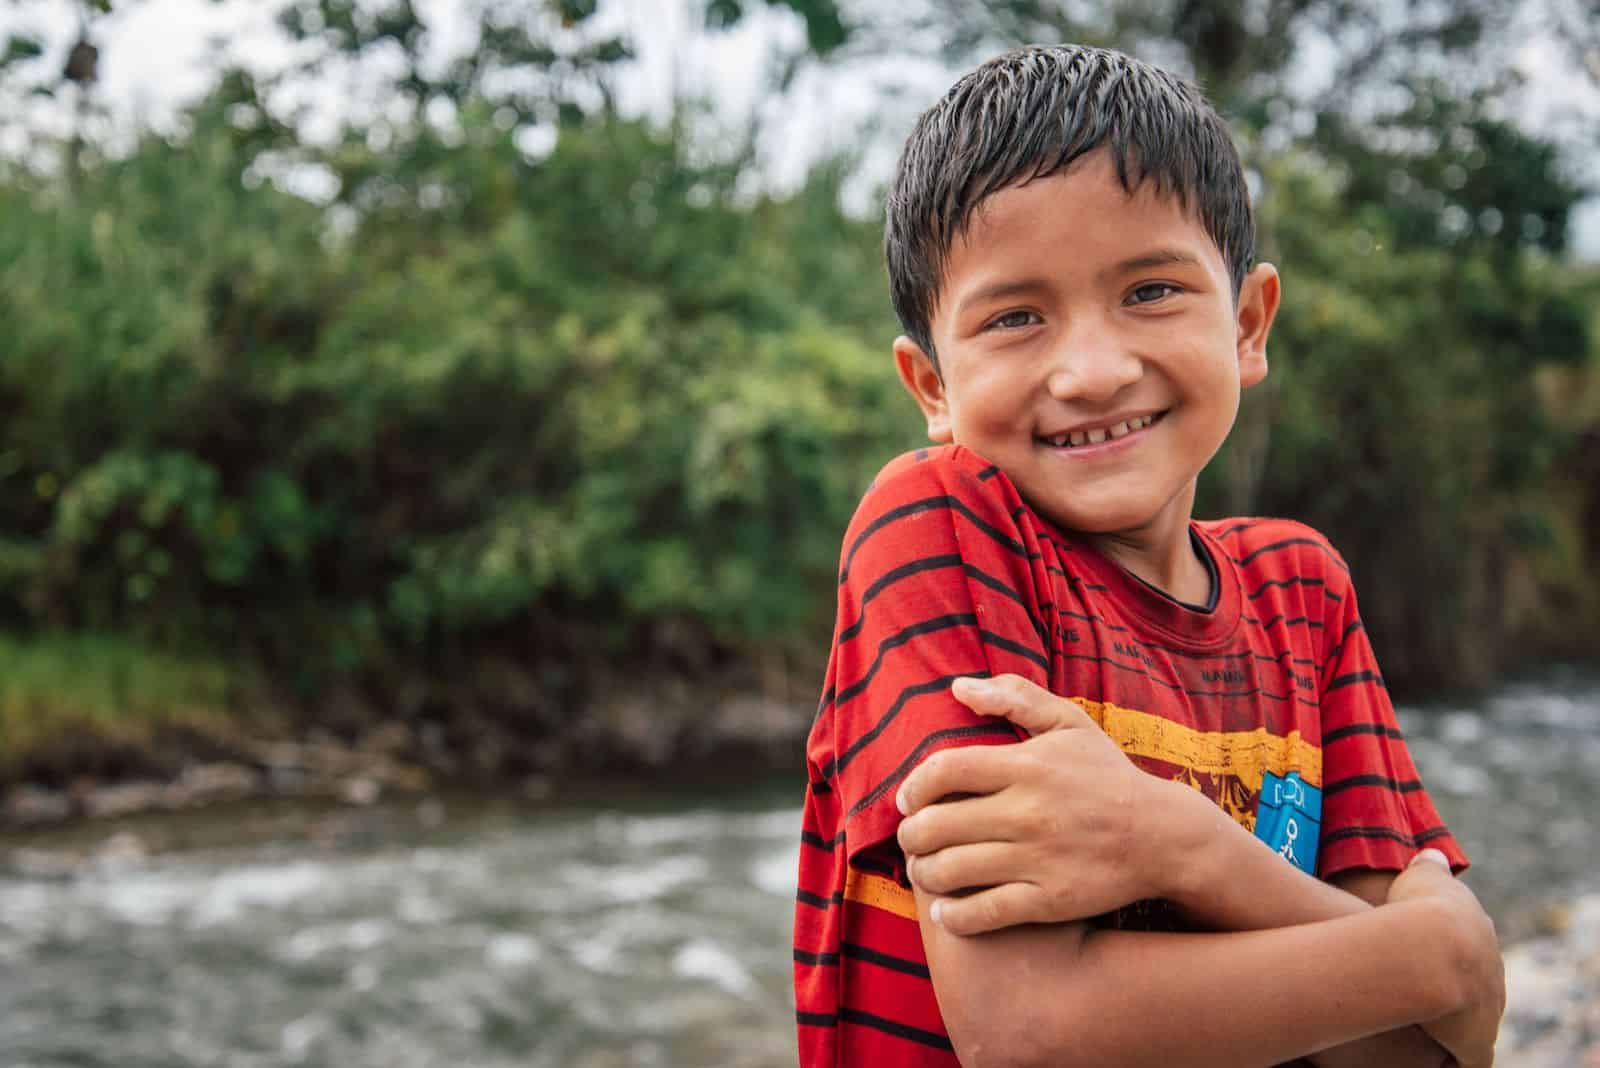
[{"left": 885, "top": 44, "right": 1255, "bottom": 366}]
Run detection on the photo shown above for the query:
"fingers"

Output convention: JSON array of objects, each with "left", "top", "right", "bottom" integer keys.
[
  {"left": 951, "top": 674, "right": 1096, "bottom": 736},
  {"left": 898, "top": 789, "right": 1020, "bottom": 856},
  {"left": 907, "top": 841, "right": 1025, "bottom": 897},
  {"left": 927, "top": 882, "right": 1052, "bottom": 937},
  {"left": 896, "top": 744, "right": 1023, "bottom": 818}
]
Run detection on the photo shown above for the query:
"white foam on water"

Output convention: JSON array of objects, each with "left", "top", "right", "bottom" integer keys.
[
  {"left": 1441, "top": 712, "right": 1487, "bottom": 743},
  {"left": 397, "top": 888, "right": 453, "bottom": 925},
  {"left": 280, "top": 1012, "right": 331, "bottom": 1063},
  {"left": 672, "top": 937, "right": 757, "bottom": 999},
  {"left": 485, "top": 933, "right": 542, "bottom": 969},
  {"left": 749, "top": 845, "right": 799, "bottom": 898},
  {"left": 561, "top": 854, "right": 711, "bottom": 905},
  {"left": 188, "top": 861, "right": 334, "bottom": 926},
  {"left": 280, "top": 918, "right": 395, "bottom": 962},
  {"left": 619, "top": 811, "right": 724, "bottom": 847},
  {"left": 738, "top": 806, "right": 804, "bottom": 839}
]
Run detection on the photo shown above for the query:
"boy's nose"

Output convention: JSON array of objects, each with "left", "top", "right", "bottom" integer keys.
[{"left": 1043, "top": 324, "right": 1143, "bottom": 404}]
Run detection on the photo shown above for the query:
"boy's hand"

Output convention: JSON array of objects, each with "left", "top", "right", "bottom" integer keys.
[
  {"left": 894, "top": 674, "right": 1197, "bottom": 935},
  {"left": 1386, "top": 850, "right": 1505, "bottom": 1068}
]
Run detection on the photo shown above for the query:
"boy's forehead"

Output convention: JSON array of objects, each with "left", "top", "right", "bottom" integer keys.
[{"left": 944, "top": 154, "right": 1218, "bottom": 283}]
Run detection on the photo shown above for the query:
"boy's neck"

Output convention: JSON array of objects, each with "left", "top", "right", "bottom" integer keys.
[{"left": 1081, "top": 503, "right": 1212, "bottom": 607}]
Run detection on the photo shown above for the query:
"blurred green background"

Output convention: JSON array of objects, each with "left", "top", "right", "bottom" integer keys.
[{"left": 0, "top": 0, "right": 1597, "bottom": 788}]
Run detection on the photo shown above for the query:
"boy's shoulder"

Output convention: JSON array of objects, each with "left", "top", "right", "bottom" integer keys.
[
  {"left": 857, "top": 445, "right": 1000, "bottom": 499},
  {"left": 843, "top": 445, "right": 1015, "bottom": 540},
  {"left": 1196, "top": 515, "right": 1353, "bottom": 588}
]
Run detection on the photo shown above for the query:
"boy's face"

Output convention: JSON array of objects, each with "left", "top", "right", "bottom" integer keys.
[{"left": 895, "top": 150, "right": 1279, "bottom": 540}]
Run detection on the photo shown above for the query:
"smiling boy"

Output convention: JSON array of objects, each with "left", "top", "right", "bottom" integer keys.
[{"left": 793, "top": 45, "right": 1503, "bottom": 1067}]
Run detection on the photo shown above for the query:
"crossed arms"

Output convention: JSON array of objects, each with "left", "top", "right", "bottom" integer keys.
[{"left": 893, "top": 675, "right": 1505, "bottom": 1068}]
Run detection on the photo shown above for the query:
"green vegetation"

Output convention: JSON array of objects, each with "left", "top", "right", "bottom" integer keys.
[
  {"left": 0, "top": 0, "right": 1595, "bottom": 779},
  {"left": 0, "top": 632, "right": 230, "bottom": 769}
]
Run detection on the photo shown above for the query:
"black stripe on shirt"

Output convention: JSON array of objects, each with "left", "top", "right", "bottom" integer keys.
[
  {"left": 849, "top": 722, "right": 1021, "bottom": 819},
  {"left": 840, "top": 496, "right": 951, "bottom": 584},
  {"left": 1322, "top": 721, "right": 1407, "bottom": 744},
  {"left": 840, "top": 494, "right": 1035, "bottom": 586},
  {"left": 1323, "top": 774, "right": 1424, "bottom": 797},
  {"left": 1057, "top": 606, "right": 1130, "bottom": 633},
  {"left": 795, "top": 1009, "right": 955, "bottom": 1052},
  {"left": 796, "top": 888, "right": 845, "bottom": 910},
  {"left": 1327, "top": 670, "right": 1385, "bottom": 693},
  {"left": 1247, "top": 614, "right": 1324, "bottom": 631},
  {"left": 832, "top": 549, "right": 1051, "bottom": 665},
  {"left": 1232, "top": 537, "right": 1351, "bottom": 573},
  {"left": 828, "top": 672, "right": 984, "bottom": 780},
  {"left": 801, "top": 829, "right": 844, "bottom": 850},
  {"left": 842, "top": 941, "right": 932, "bottom": 978},
  {"left": 838, "top": 554, "right": 964, "bottom": 644},
  {"left": 1245, "top": 576, "right": 1325, "bottom": 600},
  {"left": 839, "top": 1007, "right": 955, "bottom": 1051},
  {"left": 977, "top": 464, "right": 1001, "bottom": 480},
  {"left": 1322, "top": 825, "right": 1451, "bottom": 848},
  {"left": 833, "top": 613, "right": 981, "bottom": 710},
  {"left": 792, "top": 944, "right": 932, "bottom": 979},
  {"left": 1213, "top": 520, "right": 1268, "bottom": 539}
]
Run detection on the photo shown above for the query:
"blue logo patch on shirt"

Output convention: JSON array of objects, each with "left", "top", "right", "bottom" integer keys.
[{"left": 1254, "top": 771, "right": 1322, "bottom": 875}]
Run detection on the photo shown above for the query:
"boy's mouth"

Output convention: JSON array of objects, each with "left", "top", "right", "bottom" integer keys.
[{"left": 1038, "top": 410, "right": 1166, "bottom": 449}]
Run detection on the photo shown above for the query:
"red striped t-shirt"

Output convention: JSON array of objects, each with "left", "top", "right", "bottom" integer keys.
[{"left": 793, "top": 445, "right": 1466, "bottom": 1067}]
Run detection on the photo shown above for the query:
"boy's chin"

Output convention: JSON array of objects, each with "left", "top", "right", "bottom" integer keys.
[{"left": 1031, "top": 493, "right": 1186, "bottom": 539}]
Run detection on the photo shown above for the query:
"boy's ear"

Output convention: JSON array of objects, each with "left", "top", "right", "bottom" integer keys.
[
  {"left": 893, "top": 335, "right": 954, "bottom": 443},
  {"left": 1235, "top": 263, "right": 1281, "bottom": 390}
]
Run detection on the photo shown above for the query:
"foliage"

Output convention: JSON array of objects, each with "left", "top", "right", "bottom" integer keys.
[
  {"left": 0, "top": 60, "right": 909, "bottom": 701},
  {"left": 0, "top": 631, "right": 230, "bottom": 766},
  {"left": 0, "top": 0, "right": 1593, "bottom": 738}
]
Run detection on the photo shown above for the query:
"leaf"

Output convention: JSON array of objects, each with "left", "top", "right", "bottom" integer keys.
[{"left": 0, "top": 34, "right": 44, "bottom": 70}]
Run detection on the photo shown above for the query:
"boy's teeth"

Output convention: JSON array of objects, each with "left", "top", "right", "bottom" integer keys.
[{"left": 1047, "top": 413, "right": 1159, "bottom": 448}]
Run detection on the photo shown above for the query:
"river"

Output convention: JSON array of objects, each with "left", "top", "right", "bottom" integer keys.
[{"left": 1, "top": 670, "right": 1596, "bottom": 1067}]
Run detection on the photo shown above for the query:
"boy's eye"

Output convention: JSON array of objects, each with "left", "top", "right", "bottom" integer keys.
[
  {"left": 987, "top": 309, "right": 1040, "bottom": 330},
  {"left": 1128, "top": 282, "right": 1179, "bottom": 305}
]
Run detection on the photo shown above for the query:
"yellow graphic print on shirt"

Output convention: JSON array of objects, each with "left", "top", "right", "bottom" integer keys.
[{"left": 846, "top": 697, "right": 1323, "bottom": 918}]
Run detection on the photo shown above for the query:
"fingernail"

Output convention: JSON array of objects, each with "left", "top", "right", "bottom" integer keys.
[
  {"left": 1411, "top": 848, "right": 1450, "bottom": 868},
  {"left": 952, "top": 676, "right": 993, "bottom": 699},
  {"left": 895, "top": 787, "right": 909, "bottom": 815},
  {"left": 930, "top": 898, "right": 943, "bottom": 926}
]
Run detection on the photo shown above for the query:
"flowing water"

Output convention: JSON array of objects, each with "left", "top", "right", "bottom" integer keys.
[{"left": 1, "top": 670, "right": 1596, "bottom": 1067}]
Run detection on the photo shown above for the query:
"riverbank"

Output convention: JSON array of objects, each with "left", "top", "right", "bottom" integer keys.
[
  {"left": 0, "top": 681, "right": 815, "bottom": 827},
  {"left": 1499, "top": 892, "right": 1600, "bottom": 1066}
]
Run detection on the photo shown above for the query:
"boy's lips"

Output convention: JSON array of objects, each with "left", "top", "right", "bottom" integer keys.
[{"left": 1037, "top": 410, "right": 1167, "bottom": 452}]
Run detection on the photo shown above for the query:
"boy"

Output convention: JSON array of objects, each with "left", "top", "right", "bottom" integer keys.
[{"left": 792, "top": 44, "right": 1504, "bottom": 1068}]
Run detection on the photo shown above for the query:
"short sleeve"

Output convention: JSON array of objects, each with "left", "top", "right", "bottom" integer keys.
[
  {"left": 1316, "top": 562, "right": 1469, "bottom": 876},
  {"left": 814, "top": 448, "right": 1053, "bottom": 864}
]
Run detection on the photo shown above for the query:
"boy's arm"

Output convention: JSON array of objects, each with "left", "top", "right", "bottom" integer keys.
[
  {"left": 897, "top": 676, "right": 1499, "bottom": 1066},
  {"left": 916, "top": 851, "right": 1498, "bottom": 1068}
]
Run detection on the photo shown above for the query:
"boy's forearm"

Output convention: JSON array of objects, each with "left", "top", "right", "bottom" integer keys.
[
  {"left": 1160, "top": 778, "right": 1371, "bottom": 930},
  {"left": 1159, "top": 782, "right": 1452, "bottom": 1066},
  {"left": 918, "top": 885, "right": 1474, "bottom": 1068}
]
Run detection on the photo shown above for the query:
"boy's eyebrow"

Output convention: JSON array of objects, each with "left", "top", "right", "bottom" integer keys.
[
  {"left": 1102, "top": 248, "right": 1205, "bottom": 278},
  {"left": 953, "top": 277, "right": 1052, "bottom": 317}
]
